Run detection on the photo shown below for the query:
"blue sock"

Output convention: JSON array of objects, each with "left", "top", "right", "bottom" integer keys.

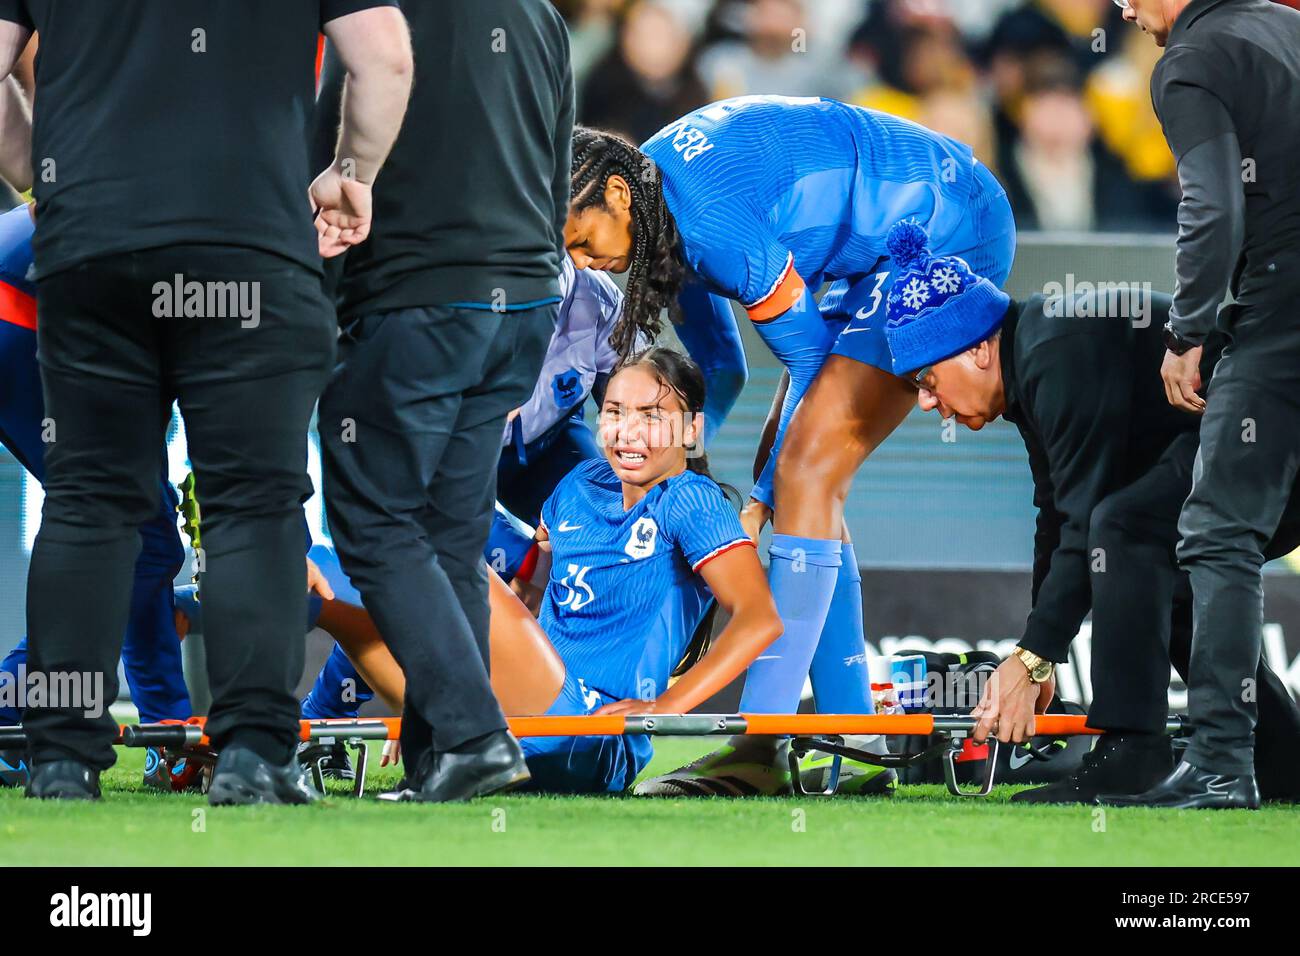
[
  {"left": 809, "top": 541, "right": 874, "bottom": 714},
  {"left": 739, "top": 534, "right": 841, "bottom": 713},
  {"left": 300, "top": 643, "right": 374, "bottom": 720}
]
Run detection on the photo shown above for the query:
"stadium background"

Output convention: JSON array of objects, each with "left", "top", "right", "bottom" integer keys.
[{"left": 0, "top": 0, "right": 1297, "bottom": 713}]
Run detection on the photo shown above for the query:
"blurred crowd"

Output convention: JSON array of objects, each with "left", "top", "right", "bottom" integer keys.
[{"left": 553, "top": 0, "right": 1292, "bottom": 234}]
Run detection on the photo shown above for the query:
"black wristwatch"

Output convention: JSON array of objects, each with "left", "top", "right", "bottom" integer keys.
[{"left": 1163, "top": 321, "right": 1198, "bottom": 356}]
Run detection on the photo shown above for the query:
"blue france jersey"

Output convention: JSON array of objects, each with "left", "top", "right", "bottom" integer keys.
[
  {"left": 538, "top": 458, "right": 752, "bottom": 702},
  {"left": 642, "top": 95, "right": 978, "bottom": 311}
]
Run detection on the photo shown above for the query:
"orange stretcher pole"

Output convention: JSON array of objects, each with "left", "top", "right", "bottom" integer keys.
[{"left": 0, "top": 712, "right": 1134, "bottom": 752}]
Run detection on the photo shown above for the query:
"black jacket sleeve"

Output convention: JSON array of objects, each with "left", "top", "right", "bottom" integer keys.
[
  {"left": 1168, "top": 132, "right": 1245, "bottom": 343},
  {"left": 1152, "top": 46, "right": 1244, "bottom": 344},
  {"left": 1016, "top": 333, "right": 1133, "bottom": 663}
]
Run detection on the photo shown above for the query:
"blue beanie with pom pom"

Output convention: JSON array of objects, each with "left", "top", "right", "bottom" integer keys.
[{"left": 882, "top": 219, "right": 1011, "bottom": 375}]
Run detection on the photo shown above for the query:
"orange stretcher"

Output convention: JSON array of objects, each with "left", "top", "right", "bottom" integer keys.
[{"left": 0, "top": 713, "right": 1188, "bottom": 799}]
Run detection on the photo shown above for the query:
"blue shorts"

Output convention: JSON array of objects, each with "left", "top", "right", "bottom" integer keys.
[
  {"left": 826, "top": 161, "right": 1017, "bottom": 373},
  {"left": 519, "top": 670, "right": 653, "bottom": 794}
]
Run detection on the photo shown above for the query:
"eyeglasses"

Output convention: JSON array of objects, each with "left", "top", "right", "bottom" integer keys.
[
  {"left": 1112, "top": 0, "right": 1132, "bottom": 10},
  {"left": 909, "top": 365, "right": 934, "bottom": 391}
]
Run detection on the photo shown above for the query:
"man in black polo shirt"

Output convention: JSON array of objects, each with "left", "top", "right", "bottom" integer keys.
[
  {"left": 316, "top": 0, "right": 573, "bottom": 802},
  {"left": 879, "top": 221, "right": 1300, "bottom": 806},
  {"left": 0, "top": 1, "right": 412, "bottom": 803},
  {"left": 1113, "top": 0, "right": 1300, "bottom": 807}
]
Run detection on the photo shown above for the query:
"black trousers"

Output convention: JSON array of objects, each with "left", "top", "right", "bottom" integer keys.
[
  {"left": 1176, "top": 301, "right": 1300, "bottom": 776},
  {"left": 26, "top": 246, "right": 335, "bottom": 769},
  {"left": 320, "top": 305, "right": 552, "bottom": 761},
  {"left": 1089, "top": 429, "right": 1300, "bottom": 795}
]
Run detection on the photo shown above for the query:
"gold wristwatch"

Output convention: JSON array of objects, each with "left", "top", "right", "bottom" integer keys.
[{"left": 1013, "top": 646, "right": 1055, "bottom": 684}]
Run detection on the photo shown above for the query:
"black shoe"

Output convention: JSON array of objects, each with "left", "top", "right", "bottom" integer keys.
[
  {"left": 208, "top": 745, "right": 320, "bottom": 806},
  {"left": 1011, "top": 733, "right": 1173, "bottom": 805},
  {"left": 393, "top": 729, "right": 530, "bottom": 803},
  {"left": 1100, "top": 759, "right": 1260, "bottom": 810},
  {"left": 25, "top": 759, "right": 100, "bottom": 800},
  {"left": 0, "top": 748, "right": 29, "bottom": 788}
]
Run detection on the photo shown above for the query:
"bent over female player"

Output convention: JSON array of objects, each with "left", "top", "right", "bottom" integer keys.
[{"left": 560, "top": 95, "right": 1016, "bottom": 792}]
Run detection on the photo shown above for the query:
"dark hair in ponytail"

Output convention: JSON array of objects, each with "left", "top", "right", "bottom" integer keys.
[
  {"left": 571, "top": 127, "right": 684, "bottom": 356},
  {"left": 611, "top": 346, "right": 738, "bottom": 677}
]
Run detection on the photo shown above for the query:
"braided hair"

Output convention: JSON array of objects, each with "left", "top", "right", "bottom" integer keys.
[{"left": 571, "top": 127, "right": 684, "bottom": 357}]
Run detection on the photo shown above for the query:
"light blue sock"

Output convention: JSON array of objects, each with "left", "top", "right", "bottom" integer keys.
[
  {"left": 809, "top": 541, "right": 874, "bottom": 714},
  {"left": 739, "top": 534, "right": 841, "bottom": 713}
]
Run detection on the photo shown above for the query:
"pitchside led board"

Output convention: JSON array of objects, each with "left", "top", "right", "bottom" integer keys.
[{"left": 0, "top": 236, "right": 1296, "bottom": 709}]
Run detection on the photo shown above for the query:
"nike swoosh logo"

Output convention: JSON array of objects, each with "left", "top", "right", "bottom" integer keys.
[
  {"left": 854, "top": 307, "right": 874, "bottom": 320},
  {"left": 1009, "top": 748, "right": 1034, "bottom": 770},
  {"left": 557, "top": 521, "right": 582, "bottom": 532}
]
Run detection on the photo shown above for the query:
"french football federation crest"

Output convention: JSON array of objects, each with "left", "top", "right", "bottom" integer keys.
[
  {"left": 624, "top": 516, "right": 658, "bottom": 560},
  {"left": 551, "top": 368, "right": 582, "bottom": 409}
]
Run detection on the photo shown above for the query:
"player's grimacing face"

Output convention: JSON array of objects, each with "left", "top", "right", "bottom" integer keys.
[
  {"left": 564, "top": 176, "right": 635, "bottom": 273},
  {"left": 598, "top": 366, "right": 698, "bottom": 486}
]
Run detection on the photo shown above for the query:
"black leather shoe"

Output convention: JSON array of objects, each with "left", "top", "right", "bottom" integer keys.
[
  {"left": 1012, "top": 732, "right": 1173, "bottom": 805},
  {"left": 396, "top": 729, "right": 530, "bottom": 803},
  {"left": 1100, "top": 759, "right": 1260, "bottom": 810},
  {"left": 208, "top": 745, "right": 320, "bottom": 806},
  {"left": 25, "top": 759, "right": 100, "bottom": 800}
]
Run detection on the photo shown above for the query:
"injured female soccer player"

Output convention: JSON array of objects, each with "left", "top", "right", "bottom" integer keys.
[{"left": 186, "top": 349, "right": 782, "bottom": 795}]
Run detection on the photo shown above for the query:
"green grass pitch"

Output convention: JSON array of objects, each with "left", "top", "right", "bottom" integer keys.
[{"left": 2, "top": 737, "right": 1295, "bottom": 867}]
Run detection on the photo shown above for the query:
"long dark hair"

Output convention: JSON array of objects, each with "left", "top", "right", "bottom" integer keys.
[
  {"left": 611, "top": 347, "right": 737, "bottom": 677},
  {"left": 571, "top": 127, "right": 684, "bottom": 357}
]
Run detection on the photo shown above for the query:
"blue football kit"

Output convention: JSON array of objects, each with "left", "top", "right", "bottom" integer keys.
[{"left": 522, "top": 458, "right": 752, "bottom": 792}]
